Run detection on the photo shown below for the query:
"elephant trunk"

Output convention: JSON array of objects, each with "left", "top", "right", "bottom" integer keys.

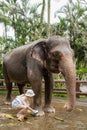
[{"left": 60, "top": 56, "right": 76, "bottom": 111}]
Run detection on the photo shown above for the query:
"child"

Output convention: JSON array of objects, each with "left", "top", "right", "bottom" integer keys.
[{"left": 12, "top": 89, "right": 38, "bottom": 120}]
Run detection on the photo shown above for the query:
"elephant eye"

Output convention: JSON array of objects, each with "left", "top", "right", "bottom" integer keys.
[
  {"left": 52, "top": 51, "right": 62, "bottom": 60},
  {"left": 52, "top": 58, "right": 59, "bottom": 64},
  {"left": 53, "top": 53, "right": 58, "bottom": 57},
  {"left": 55, "top": 59, "right": 59, "bottom": 64}
]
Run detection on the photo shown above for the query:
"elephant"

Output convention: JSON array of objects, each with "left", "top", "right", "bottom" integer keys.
[{"left": 3, "top": 35, "right": 76, "bottom": 116}]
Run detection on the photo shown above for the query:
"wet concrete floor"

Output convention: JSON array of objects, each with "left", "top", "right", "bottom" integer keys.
[{"left": 0, "top": 95, "right": 87, "bottom": 130}]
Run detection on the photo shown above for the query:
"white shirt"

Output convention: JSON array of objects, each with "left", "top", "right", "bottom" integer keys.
[{"left": 15, "top": 94, "right": 30, "bottom": 107}]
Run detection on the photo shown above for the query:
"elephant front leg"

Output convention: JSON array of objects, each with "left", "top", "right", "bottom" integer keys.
[
  {"left": 27, "top": 63, "right": 45, "bottom": 116},
  {"left": 43, "top": 72, "right": 55, "bottom": 113},
  {"left": 32, "top": 82, "right": 45, "bottom": 116}
]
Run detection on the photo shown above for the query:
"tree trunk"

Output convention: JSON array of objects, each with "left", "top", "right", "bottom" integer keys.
[
  {"left": 47, "top": 0, "right": 51, "bottom": 37},
  {"left": 40, "top": 0, "right": 45, "bottom": 24},
  {"left": 40, "top": 0, "right": 45, "bottom": 37}
]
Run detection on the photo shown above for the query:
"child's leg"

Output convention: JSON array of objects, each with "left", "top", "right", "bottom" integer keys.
[{"left": 17, "top": 105, "right": 27, "bottom": 117}]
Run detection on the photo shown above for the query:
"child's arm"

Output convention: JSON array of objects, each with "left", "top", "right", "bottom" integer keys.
[
  {"left": 27, "top": 106, "right": 38, "bottom": 114},
  {"left": 27, "top": 106, "right": 34, "bottom": 112}
]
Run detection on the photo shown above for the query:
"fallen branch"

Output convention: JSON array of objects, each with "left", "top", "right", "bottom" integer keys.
[{"left": 54, "top": 116, "right": 64, "bottom": 122}]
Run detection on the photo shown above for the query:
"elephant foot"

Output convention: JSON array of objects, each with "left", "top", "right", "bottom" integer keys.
[
  {"left": 43, "top": 105, "right": 55, "bottom": 113},
  {"left": 64, "top": 103, "right": 74, "bottom": 112},
  {"left": 4, "top": 101, "right": 11, "bottom": 105},
  {"left": 5, "top": 97, "right": 11, "bottom": 105},
  {"left": 33, "top": 107, "right": 45, "bottom": 117}
]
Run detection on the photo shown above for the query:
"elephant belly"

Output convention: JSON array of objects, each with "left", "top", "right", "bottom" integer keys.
[
  {"left": 7, "top": 67, "right": 28, "bottom": 83},
  {"left": 9, "top": 73, "right": 28, "bottom": 83}
]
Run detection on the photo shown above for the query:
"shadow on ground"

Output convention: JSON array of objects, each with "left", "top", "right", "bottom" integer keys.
[{"left": 0, "top": 95, "right": 87, "bottom": 130}]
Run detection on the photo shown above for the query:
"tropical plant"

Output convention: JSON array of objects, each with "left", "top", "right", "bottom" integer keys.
[{"left": 55, "top": 0, "right": 87, "bottom": 69}]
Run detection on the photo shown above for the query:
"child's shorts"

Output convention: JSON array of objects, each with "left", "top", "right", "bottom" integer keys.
[{"left": 12, "top": 99, "right": 20, "bottom": 108}]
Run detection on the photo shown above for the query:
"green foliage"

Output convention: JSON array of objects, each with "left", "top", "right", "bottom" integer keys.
[
  {"left": 0, "top": 0, "right": 46, "bottom": 47},
  {"left": 76, "top": 67, "right": 87, "bottom": 80},
  {"left": 51, "top": 18, "right": 67, "bottom": 36}
]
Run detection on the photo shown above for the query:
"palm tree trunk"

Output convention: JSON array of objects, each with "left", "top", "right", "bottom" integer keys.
[
  {"left": 40, "top": 0, "right": 45, "bottom": 24},
  {"left": 47, "top": 0, "right": 51, "bottom": 37},
  {"left": 4, "top": 23, "right": 7, "bottom": 39},
  {"left": 40, "top": 0, "right": 45, "bottom": 37}
]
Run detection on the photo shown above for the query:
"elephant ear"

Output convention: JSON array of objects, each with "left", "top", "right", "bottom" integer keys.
[{"left": 30, "top": 40, "right": 47, "bottom": 65}]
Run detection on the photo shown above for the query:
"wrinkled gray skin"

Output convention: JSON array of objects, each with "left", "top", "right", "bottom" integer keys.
[{"left": 3, "top": 36, "right": 76, "bottom": 116}]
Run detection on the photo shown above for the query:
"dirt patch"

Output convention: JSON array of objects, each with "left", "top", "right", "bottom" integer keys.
[{"left": 0, "top": 95, "right": 87, "bottom": 130}]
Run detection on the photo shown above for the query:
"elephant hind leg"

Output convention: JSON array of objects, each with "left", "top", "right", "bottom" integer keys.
[
  {"left": 17, "top": 83, "right": 25, "bottom": 94},
  {"left": 3, "top": 63, "right": 12, "bottom": 104},
  {"left": 5, "top": 82, "right": 12, "bottom": 104}
]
